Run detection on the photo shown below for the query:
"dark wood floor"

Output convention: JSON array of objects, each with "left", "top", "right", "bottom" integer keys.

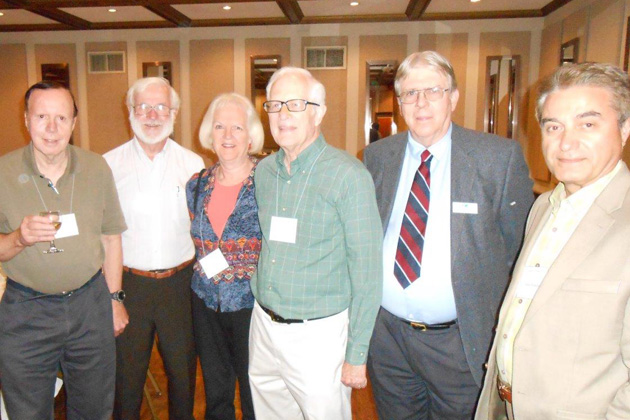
[{"left": 54, "top": 344, "right": 379, "bottom": 419}]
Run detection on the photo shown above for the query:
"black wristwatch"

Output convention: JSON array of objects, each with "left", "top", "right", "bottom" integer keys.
[{"left": 111, "top": 290, "right": 126, "bottom": 302}]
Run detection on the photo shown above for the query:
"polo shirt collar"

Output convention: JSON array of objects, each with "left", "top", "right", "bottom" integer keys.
[{"left": 22, "top": 142, "right": 80, "bottom": 177}]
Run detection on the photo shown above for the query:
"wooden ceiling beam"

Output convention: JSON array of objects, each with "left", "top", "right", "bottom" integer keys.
[
  {"left": 13, "top": 0, "right": 271, "bottom": 6},
  {"left": 275, "top": 0, "right": 303, "bottom": 24},
  {"left": 406, "top": 0, "right": 431, "bottom": 20},
  {"left": 541, "top": 0, "right": 574, "bottom": 16},
  {"left": 144, "top": 3, "right": 191, "bottom": 27},
  {"left": 2, "top": 0, "right": 91, "bottom": 28}
]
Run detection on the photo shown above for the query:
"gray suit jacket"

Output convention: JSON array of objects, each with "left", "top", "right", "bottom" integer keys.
[{"left": 363, "top": 124, "right": 534, "bottom": 386}]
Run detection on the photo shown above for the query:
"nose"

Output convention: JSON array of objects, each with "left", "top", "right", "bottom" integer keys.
[
  {"left": 414, "top": 92, "right": 429, "bottom": 108},
  {"left": 46, "top": 118, "right": 57, "bottom": 132},
  {"left": 558, "top": 128, "right": 578, "bottom": 151},
  {"left": 146, "top": 107, "right": 158, "bottom": 119},
  {"left": 278, "top": 103, "right": 291, "bottom": 118}
]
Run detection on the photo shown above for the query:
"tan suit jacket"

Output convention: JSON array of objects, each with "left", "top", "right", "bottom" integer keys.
[{"left": 476, "top": 163, "right": 630, "bottom": 420}]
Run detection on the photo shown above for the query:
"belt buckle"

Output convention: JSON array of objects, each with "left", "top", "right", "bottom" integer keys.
[
  {"left": 409, "top": 321, "right": 427, "bottom": 331},
  {"left": 269, "top": 311, "right": 283, "bottom": 322}
]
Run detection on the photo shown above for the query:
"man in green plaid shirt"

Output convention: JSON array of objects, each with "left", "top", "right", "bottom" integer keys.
[{"left": 249, "top": 66, "right": 383, "bottom": 420}]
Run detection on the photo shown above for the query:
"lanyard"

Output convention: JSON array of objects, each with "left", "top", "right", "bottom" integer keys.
[
  {"left": 32, "top": 174, "right": 75, "bottom": 213},
  {"left": 275, "top": 146, "right": 326, "bottom": 218}
]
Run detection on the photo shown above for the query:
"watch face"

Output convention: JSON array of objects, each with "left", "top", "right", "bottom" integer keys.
[{"left": 112, "top": 290, "right": 126, "bottom": 302}]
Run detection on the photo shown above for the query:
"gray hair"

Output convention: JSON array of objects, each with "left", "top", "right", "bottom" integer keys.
[
  {"left": 394, "top": 51, "right": 458, "bottom": 96},
  {"left": 126, "top": 77, "right": 181, "bottom": 110},
  {"left": 198, "top": 92, "right": 264, "bottom": 154},
  {"left": 536, "top": 62, "right": 630, "bottom": 127},
  {"left": 266, "top": 66, "right": 326, "bottom": 108}
]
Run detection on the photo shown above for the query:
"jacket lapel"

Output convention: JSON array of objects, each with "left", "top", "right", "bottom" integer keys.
[
  {"left": 521, "top": 165, "right": 630, "bottom": 326},
  {"left": 380, "top": 135, "right": 407, "bottom": 228}
]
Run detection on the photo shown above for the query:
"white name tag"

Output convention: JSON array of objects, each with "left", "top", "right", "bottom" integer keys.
[
  {"left": 199, "top": 249, "right": 230, "bottom": 279},
  {"left": 515, "top": 266, "right": 547, "bottom": 299},
  {"left": 55, "top": 213, "right": 79, "bottom": 239},
  {"left": 270, "top": 216, "right": 298, "bottom": 244},
  {"left": 453, "top": 202, "right": 478, "bottom": 214}
]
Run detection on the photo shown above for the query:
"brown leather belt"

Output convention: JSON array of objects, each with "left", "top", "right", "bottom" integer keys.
[
  {"left": 123, "top": 258, "right": 194, "bottom": 280},
  {"left": 259, "top": 304, "right": 327, "bottom": 324},
  {"left": 498, "top": 380, "right": 512, "bottom": 404},
  {"left": 403, "top": 319, "right": 457, "bottom": 331}
]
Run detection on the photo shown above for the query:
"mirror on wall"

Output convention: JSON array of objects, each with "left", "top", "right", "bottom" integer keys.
[
  {"left": 560, "top": 38, "right": 579, "bottom": 65},
  {"left": 484, "top": 55, "right": 520, "bottom": 140},
  {"left": 365, "top": 60, "right": 399, "bottom": 144},
  {"left": 251, "top": 55, "right": 281, "bottom": 153},
  {"left": 143, "top": 61, "right": 172, "bottom": 84}
]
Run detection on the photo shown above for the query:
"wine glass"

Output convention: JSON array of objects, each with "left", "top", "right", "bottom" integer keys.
[{"left": 40, "top": 211, "right": 63, "bottom": 254}]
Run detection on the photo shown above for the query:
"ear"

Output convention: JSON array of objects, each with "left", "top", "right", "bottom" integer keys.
[
  {"left": 171, "top": 108, "right": 179, "bottom": 119},
  {"left": 71, "top": 116, "right": 77, "bottom": 132},
  {"left": 449, "top": 88, "right": 460, "bottom": 111},
  {"left": 24, "top": 112, "right": 29, "bottom": 130},
  {"left": 621, "top": 118, "right": 630, "bottom": 148},
  {"left": 314, "top": 104, "right": 327, "bottom": 127}
]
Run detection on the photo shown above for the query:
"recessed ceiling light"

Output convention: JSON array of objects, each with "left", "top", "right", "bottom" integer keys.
[
  {"left": 108, "top": 8, "right": 117, "bottom": 13},
  {"left": 0, "top": 12, "right": 4, "bottom": 17},
  {"left": 223, "top": 5, "right": 231, "bottom": 10},
  {"left": 350, "top": 1, "right": 359, "bottom": 6},
  {"left": 470, "top": 0, "right": 481, "bottom": 2}
]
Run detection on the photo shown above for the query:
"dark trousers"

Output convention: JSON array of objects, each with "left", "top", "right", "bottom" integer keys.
[
  {"left": 192, "top": 293, "right": 255, "bottom": 420},
  {"left": 368, "top": 308, "right": 480, "bottom": 420},
  {"left": 114, "top": 265, "right": 196, "bottom": 420},
  {"left": 0, "top": 272, "right": 115, "bottom": 420}
]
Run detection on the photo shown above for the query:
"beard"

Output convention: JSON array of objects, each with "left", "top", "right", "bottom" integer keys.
[{"left": 129, "top": 111, "right": 175, "bottom": 145}]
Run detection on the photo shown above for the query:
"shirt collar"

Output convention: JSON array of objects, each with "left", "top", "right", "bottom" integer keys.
[
  {"left": 22, "top": 142, "right": 79, "bottom": 177},
  {"left": 132, "top": 136, "right": 171, "bottom": 162},
  {"left": 406, "top": 124, "right": 452, "bottom": 163},
  {"left": 275, "top": 134, "right": 326, "bottom": 173},
  {"left": 549, "top": 160, "right": 623, "bottom": 214}
]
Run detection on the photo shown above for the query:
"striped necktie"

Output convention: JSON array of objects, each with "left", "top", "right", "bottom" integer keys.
[{"left": 394, "top": 150, "right": 432, "bottom": 289}]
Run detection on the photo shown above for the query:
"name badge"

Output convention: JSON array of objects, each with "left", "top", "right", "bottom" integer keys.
[
  {"left": 270, "top": 216, "right": 298, "bottom": 244},
  {"left": 453, "top": 202, "right": 478, "bottom": 214},
  {"left": 55, "top": 213, "right": 79, "bottom": 239},
  {"left": 199, "top": 249, "right": 230, "bottom": 279},
  {"left": 515, "top": 266, "right": 547, "bottom": 299}
]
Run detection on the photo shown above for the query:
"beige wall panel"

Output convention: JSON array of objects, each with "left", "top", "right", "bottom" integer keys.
[
  {"left": 35, "top": 44, "right": 81, "bottom": 148},
  {"left": 562, "top": 7, "right": 589, "bottom": 62},
  {"left": 245, "top": 37, "right": 290, "bottom": 100},
  {"left": 478, "top": 32, "right": 531, "bottom": 149},
  {"left": 586, "top": 0, "right": 624, "bottom": 64},
  {"left": 358, "top": 35, "right": 407, "bottom": 153},
  {"left": 189, "top": 39, "right": 234, "bottom": 158},
  {"left": 136, "top": 40, "right": 182, "bottom": 145},
  {"left": 529, "top": 22, "right": 563, "bottom": 183},
  {"left": 86, "top": 42, "right": 129, "bottom": 155},
  {"left": 418, "top": 33, "right": 469, "bottom": 127},
  {"left": 302, "top": 37, "right": 348, "bottom": 151},
  {"left": 0, "top": 44, "right": 29, "bottom": 156}
]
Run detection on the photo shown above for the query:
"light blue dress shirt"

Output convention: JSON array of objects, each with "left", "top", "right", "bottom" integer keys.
[{"left": 381, "top": 125, "right": 457, "bottom": 324}]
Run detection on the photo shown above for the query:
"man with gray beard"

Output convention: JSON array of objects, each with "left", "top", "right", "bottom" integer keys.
[{"left": 104, "top": 77, "right": 204, "bottom": 420}]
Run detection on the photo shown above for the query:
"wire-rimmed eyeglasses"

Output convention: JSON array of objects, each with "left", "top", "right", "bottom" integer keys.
[
  {"left": 398, "top": 87, "right": 450, "bottom": 104},
  {"left": 133, "top": 103, "right": 172, "bottom": 116},
  {"left": 263, "top": 99, "right": 320, "bottom": 113}
]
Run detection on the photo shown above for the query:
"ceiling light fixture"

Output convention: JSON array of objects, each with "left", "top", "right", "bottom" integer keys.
[
  {"left": 223, "top": 5, "right": 231, "bottom": 10},
  {"left": 0, "top": 12, "right": 4, "bottom": 16},
  {"left": 108, "top": 8, "right": 117, "bottom": 13},
  {"left": 470, "top": 0, "right": 481, "bottom": 3},
  {"left": 350, "top": 1, "right": 359, "bottom": 6}
]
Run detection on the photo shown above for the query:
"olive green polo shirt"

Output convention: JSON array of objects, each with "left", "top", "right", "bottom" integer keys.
[
  {"left": 252, "top": 135, "right": 383, "bottom": 365},
  {"left": 0, "top": 143, "right": 127, "bottom": 293}
]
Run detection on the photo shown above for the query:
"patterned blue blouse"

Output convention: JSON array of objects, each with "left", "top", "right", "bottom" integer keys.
[{"left": 186, "top": 157, "right": 261, "bottom": 312}]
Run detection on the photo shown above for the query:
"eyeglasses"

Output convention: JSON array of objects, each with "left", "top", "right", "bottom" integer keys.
[
  {"left": 398, "top": 87, "right": 450, "bottom": 104},
  {"left": 133, "top": 103, "right": 172, "bottom": 116},
  {"left": 263, "top": 99, "right": 320, "bottom": 113}
]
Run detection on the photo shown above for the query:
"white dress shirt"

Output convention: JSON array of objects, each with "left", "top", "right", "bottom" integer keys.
[
  {"left": 104, "top": 138, "right": 204, "bottom": 270},
  {"left": 382, "top": 125, "right": 456, "bottom": 324}
]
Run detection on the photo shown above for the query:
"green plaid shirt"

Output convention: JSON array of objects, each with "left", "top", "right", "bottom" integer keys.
[{"left": 252, "top": 135, "right": 383, "bottom": 365}]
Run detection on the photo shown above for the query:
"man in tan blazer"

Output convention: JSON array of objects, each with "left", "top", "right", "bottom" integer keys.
[{"left": 476, "top": 62, "right": 630, "bottom": 420}]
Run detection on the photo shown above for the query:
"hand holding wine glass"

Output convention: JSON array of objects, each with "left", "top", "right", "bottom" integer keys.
[{"left": 39, "top": 211, "right": 63, "bottom": 254}]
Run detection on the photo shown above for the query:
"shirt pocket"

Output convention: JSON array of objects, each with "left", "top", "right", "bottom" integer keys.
[{"left": 561, "top": 278, "right": 620, "bottom": 294}]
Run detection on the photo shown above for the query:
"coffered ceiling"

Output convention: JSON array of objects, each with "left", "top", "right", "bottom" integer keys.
[{"left": 0, "top": 0, "right": 574, "bottom": 32}]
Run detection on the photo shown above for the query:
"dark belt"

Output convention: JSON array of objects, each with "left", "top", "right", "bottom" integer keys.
[
  {"left": 402, "top": 319, "right": 457, "bottom": 331},
  {"left": 498, "top": 380, "right": 512, "bottom": 404},
  {"left": 259, "top": 304, "right": 327, "bottom": 324},
  {"left": 7, "top": 269, "right": 102, "bottom": 300},
  {"left": 123, "top": 258, "right": 194, "bottom": 279}
]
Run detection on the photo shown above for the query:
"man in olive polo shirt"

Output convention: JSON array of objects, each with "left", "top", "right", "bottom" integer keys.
[
  {"left": 249, "top": 67, "right": 383, "bottom": 419},
  {"left": 0, "top": 81, "right": 127, "bottom": 419}
]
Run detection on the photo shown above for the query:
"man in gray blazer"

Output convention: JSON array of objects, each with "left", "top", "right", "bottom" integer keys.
[{"left": 363, "top": 51, "right": 533, "bottom": 420}]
